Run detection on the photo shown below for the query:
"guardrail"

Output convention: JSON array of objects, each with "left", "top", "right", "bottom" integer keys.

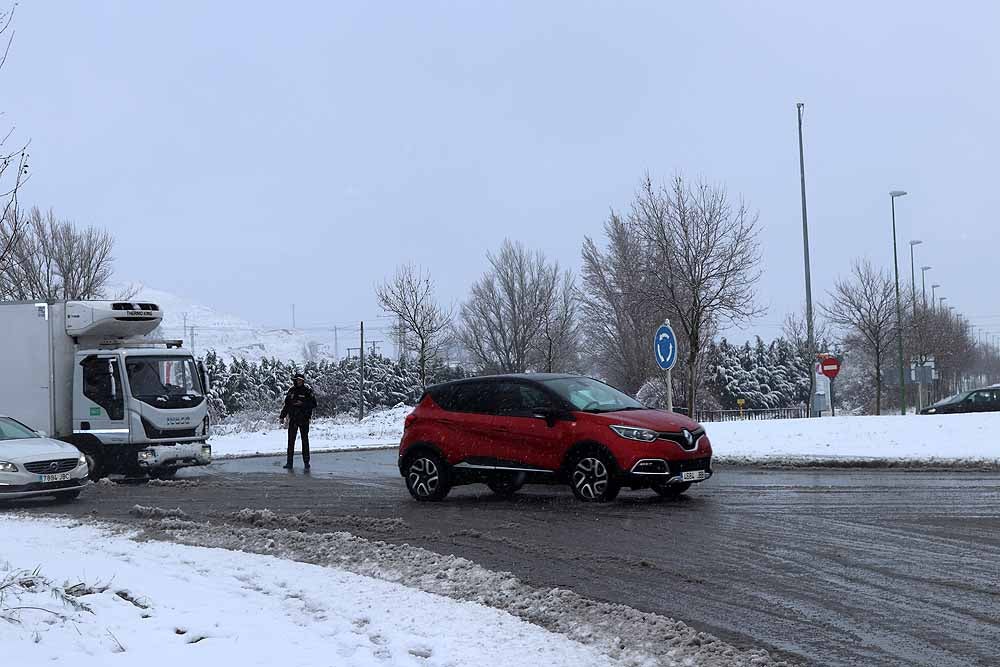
[{"left": 681, "top": 407, "right": 810, "bottom": 422}]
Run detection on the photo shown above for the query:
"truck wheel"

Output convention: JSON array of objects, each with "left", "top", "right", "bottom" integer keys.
[
  {"left": 83, "top": 450, "right": 104, "bottom": 481},
  {"left": 150, "top": 469, "right": 177, "bottom": 481}
]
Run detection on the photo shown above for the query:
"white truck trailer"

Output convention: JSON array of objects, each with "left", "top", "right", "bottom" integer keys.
[{"left": 1, "top": 300, "right": 212, "bottom": 479}]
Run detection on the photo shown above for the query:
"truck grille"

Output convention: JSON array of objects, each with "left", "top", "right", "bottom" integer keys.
[
  {"left": 141, "top": 417, "right": 198, "bottom": 439},
  {"left": 24, "top": 458, "right": 79, "bottom": 474}
]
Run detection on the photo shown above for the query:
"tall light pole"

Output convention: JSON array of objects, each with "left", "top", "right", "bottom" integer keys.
[
  {"left": 909, "top": 240, "right": 923, "bottom": 411},
  {"left": 932, "top": 284, "right": 941, "bottom": 311},
  {"left": 890, "top": 190, "right": 908, "bottom": 415},
  {"left": 939, "top": 296, "right": 947, "bottom": 312},
  {"left": 920, "top": 266, "right": 932, "bottom": 310},
  {"left": 796, "top": 103, "right": 817, "bottom": 416}
]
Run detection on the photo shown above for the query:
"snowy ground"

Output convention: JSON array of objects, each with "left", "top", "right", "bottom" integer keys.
[
  {"left": 211, "top": 407, "right": 1000, "bottom": 467},
  {"left": 210, "top": 406, "right": 409, "bottom": 458},
  {"left": 0, "top": 516, "right": 617, "bottom": 667}
]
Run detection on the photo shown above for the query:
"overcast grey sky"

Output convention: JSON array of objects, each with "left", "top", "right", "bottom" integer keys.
[{"left": 6, "top": 1, "right": 999, "bottom": 341}]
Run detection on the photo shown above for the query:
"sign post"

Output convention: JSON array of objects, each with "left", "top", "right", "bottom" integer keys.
[
  {"left": 819, "top": 355, "right": 841, "bottom": 416},
  {"left": 654, "top": 320, "right": 678, "bottom": 412}
]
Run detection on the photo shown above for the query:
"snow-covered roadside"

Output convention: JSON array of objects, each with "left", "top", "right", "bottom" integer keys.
[
  {"left": 209, "top": 405, "right": 409, "bottom": 458},
  {"left": 707, "top": 412, "right": 1000, "bottom": 467},
  {"left": 0, "top": 516, "right": 617, "bottom": 667},
  {"left": 211, "top": 406, "right": 1000, "bottom": 467}
]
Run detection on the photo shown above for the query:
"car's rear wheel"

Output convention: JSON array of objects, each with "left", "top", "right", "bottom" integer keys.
[
  {"left": 52, "top": 489, "right": 81, "bottom": 502},
  {"left": 404, "top": 451, "right": 451, "bottom": 502},
  {"left": 568, "top": 451, "right": 620, "bottom": 502},
  {"left": 487, "top": 472, "right": 525, "bottom": 498},
  {"left": 652, "top": 481, "right": 691, "bottom": 499}
]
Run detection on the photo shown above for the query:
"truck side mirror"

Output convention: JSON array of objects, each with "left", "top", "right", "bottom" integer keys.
[{"left": 198, "top": 361, "right": 211, "bottom": 392}]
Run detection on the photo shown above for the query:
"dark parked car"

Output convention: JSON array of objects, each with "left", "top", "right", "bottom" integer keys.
[
  {"left": 920, "top": 387, "right": 1000, "bottom": 415},
  {"left": 398, "top": 373, "right": 713, "bottom": 502}
]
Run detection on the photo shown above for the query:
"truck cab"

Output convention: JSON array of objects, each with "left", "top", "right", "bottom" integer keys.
[{"left": 73, "top": 343, "right": 212, "bottom": 478}]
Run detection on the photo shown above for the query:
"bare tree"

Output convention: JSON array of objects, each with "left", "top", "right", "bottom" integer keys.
[
  {"left": 375, "top": 263, "right": 452, "bottom": 388},
  {"left": 820, "top": 259, "right": 897, "bottom": 415},
  {"left": 533, "top": 269, "right": 580, "bottom": 373},
  {"left": 457, "top": 240, "right": 572, "bottom": 374},
  {"left": 580, "top": 211, "right": 661, "bottom": 394},
  {"left": 637, "top": 176, "right": 764, "bottom": 414},
  {"left": 0, "top": 207, "right": 116, "bottom": 300},
  {"left": 0, "top": 7, "right": 29, "bottom": 270}
]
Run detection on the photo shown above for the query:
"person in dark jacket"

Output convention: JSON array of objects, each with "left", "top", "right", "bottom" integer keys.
[{"left": 280, "top": 373, "right": 317, "bottom": 470}]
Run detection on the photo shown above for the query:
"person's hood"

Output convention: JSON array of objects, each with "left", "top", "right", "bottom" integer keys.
[
  {"left": 0, "top": 437, "right": 82, "bottom": 463},
  {"left": 579, "top": 408, "right": 702, "bottom": 432}
]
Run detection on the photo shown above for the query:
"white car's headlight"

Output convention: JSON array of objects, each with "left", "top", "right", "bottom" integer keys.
[
  {"left": 78, "top": 453, "right": 87, "bottom": 467},
  {"left": 610, "top": 425, "right": 659, "bottom": 442},
  {"left": 0, "top": 461, "right": 18, "bottom": 473}
]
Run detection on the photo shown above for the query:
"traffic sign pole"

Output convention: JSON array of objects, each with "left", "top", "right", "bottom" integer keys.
[{"left": 654, "top": 320, "right": 678, "bottom": 413}]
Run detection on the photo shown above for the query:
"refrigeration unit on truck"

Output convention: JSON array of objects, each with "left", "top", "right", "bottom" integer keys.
[{"left": 0, "top": 301, "right": 212, "bottom": 479}]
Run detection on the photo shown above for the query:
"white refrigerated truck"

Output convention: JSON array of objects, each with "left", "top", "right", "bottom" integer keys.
[{"left": 1, "top": 300, "right": 212, "bottom": 479}]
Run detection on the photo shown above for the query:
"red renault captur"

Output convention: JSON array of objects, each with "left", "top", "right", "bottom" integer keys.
[{"left": 398, "top": 373, "right": 713, "bottom": 502}]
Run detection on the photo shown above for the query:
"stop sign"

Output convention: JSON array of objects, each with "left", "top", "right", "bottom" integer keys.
[{"left": 820, "top": 357, "right": 841, "bottom": 380}]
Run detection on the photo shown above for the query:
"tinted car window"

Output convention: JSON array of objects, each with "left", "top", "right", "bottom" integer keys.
[
  {"left": 440, "top": 381, "right": 496, "bottom": 414},
  {"left": 518, "top": 384, "right": 555, "bottom": 412}
]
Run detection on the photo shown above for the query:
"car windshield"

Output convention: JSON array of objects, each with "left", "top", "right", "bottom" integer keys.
[
  {"left": 543, "top": 377, "right": 645, "bottom": 413},
  {"left": 0, "top": 417, "right": 40, "bottom": 441},
  {"left": 932, "top": 392, "right": 969, "bottom": 407},
  {"left": 126, "top": 356, "right": 204, "bottom": 408}
]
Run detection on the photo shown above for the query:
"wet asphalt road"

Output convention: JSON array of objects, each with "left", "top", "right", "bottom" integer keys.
[{"left": 19, "top": 450, "right": 1000, "bottom": 667}]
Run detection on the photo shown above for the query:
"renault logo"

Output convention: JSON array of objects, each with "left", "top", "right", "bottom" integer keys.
[{"left": 682, "top": 429, "right": 694, "bottom": 447}]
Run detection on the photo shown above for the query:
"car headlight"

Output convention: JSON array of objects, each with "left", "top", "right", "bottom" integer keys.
[
  {"left": 610, "top": 425, "right": 659, "bottom": 442},
  {"left": 78, "top": 453, "right": 87, "bottom": 467},
  {"left": 0, "top": 461, "right": 18, "bottom": 473},
  {"left": 200, "top": 445, "right": 212, "bottom": 458},
  {"left": 138, "top": 450, "right": 155, "bottom": 462},
  {"left": 927, "top": 408, "right": 937, "bottom": 414}
]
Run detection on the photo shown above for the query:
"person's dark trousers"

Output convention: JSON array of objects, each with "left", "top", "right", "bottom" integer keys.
[{"left": 286, "top": 419, "right": 311, "bottom": 466}]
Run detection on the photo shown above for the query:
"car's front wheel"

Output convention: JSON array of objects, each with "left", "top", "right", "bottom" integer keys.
[
  {"left": 404, "top": 451, "right": 451, "bottom": 502},
  {"left": 652, "top": 481, "right": 691, "bottom": 499},
  {"left": 568, "top": 451, "right": 620, "bottom": 502}
]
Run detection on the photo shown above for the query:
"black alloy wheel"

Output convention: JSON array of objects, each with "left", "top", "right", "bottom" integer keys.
[
  {"left": 405, "top": 452, "right": 451, "bottom": 502},
  {"left": 568, "top": 452, "right": 620, "bottom": 502}
]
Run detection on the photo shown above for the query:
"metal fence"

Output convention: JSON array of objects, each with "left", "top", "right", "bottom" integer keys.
[{"left": 687, "top": 406, "right": 810, "bottom": 423}]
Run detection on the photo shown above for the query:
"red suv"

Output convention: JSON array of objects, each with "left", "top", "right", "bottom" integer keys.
[{"left": 398, "top": 373, "right": 713, "bottom": 502}]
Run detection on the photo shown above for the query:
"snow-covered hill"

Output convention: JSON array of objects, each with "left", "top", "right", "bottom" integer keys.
[{"left": 122, "top": 284, "right": 342, "bottom": 363}]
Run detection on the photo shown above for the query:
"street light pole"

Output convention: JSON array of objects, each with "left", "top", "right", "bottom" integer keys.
[
  {"left": 909, "top": 240, "right": 923, "bottom": 411},
  {"left": 920, "top": 266, "right": 932, "bottom": 310},
  {"left": 890, "top": 190, "right": 908, "bottom": 415},
  {"left": 796, "top": 103, "right": 818, "bottom": 417},
  {"left": 932, "top": 284, "right": 941, "bottom": 311}
]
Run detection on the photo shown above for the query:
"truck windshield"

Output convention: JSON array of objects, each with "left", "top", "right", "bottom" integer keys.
[
  {"left": 0, "top": 417, "right": 40, "bottom": 441},
  {"left": 125, "top": 356, "right": 205, "bottom": 409}
]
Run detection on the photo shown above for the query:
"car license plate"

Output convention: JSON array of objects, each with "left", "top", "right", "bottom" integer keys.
[
  {"left": 40, "top": 472, "right": 71, "bottom": 483},
  {"left": 682, "top": 470, "right": 707, "bottom": 482}
]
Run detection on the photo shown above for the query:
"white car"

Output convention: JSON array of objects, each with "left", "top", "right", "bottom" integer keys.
[{"left": 0, "top": 416, "right": 90, "bottom": 501}]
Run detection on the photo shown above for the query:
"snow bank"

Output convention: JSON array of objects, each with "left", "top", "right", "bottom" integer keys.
[
  {"left": 707, "top": 412, "right": 1000, "bottom": 466},
  {"left": 210, "top": 406, "right": 409, "bottom": 458},
  {"left": 211, "top": 405, "right": 1000, "bottom": 467},
  {"left": 0, "top": 516, "right": 617, "bottom": 667}
]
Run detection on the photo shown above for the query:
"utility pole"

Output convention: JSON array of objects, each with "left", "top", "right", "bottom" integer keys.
[
  {"left": 359, "top": 321, "right": 365, "bottom": 422},
  {"left": 183, "top": 313, "right": 188, "bottom": 344},
  {"left": 796, "top": 103, "right": 818, "bottom": 417},
  {"left": 333, "top": 326, "right": 339, "bottom": 359},
  {"left": 191, "top": 326, "right": 196, "bottom": 356},
  {"left": 909, "top": 240, "right": 923, "bottom": 411}
]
